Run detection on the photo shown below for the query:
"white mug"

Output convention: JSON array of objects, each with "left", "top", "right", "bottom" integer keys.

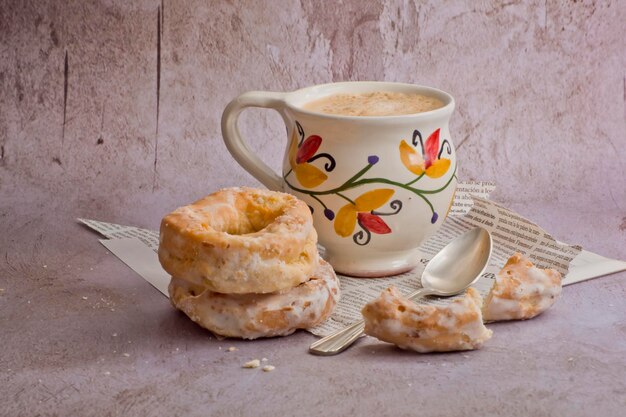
[{"left": 222, "top": 82, "right": 457, "bottom": 277}]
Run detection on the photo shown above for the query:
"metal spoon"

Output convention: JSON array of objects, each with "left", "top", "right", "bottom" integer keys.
[{"left": 309, "top": 227, "right": 492, "bottom": 356}]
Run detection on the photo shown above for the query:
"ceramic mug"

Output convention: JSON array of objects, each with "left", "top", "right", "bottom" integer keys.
[{"left": 221, "top": 82, "right": 457, "bottom": 277}]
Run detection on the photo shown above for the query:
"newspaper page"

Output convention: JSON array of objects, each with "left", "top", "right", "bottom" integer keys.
[
  {"left": 79, "top": 181, "right": 625, "bottom": 337},
  {"left": 448, "top": 180, "right": 496, "bottom": 216},
  {"left": 79, "top": 218, "right": 159, "bottom": 250},
  {"left": 566, "top": 249, "right": 626, "bottom": 285},
  {"left": 99, "top": 237, "right": 171, "bottom": 296}
]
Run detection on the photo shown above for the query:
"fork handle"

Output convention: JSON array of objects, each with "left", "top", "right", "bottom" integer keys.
[{"left": 309, "top": 288, "right": 434, "bottom": 356}]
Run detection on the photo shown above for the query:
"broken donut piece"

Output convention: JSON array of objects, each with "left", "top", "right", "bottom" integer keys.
[
  {"left": 362, "top": 287, "right": 492, "bottom": 353},
  {"left": 482, "top": 253, "right": 562, "bottom": 322}
]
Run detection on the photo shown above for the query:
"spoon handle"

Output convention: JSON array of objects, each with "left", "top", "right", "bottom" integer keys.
[{"left": 309, "top": 288, "right": 434, "bottom": 356}]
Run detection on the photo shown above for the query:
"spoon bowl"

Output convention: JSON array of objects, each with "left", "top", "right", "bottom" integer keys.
[
  {"left": 422, "top": 227, "right": 492, "bottom": 295},
  {"left": 309, "top": 227, "right": 492, "bottom": 356}
]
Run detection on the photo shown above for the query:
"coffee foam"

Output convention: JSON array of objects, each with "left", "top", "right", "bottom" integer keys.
[{"left": 303, "top": 91, "right": 444, "bottom": 117}]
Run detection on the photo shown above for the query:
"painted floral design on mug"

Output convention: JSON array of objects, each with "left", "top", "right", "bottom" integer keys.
[
  {"left": 333, "top": 189, "right": 406, "bottom": 246},
  {"left": 399, "top": 128, "right": 451, "bottom": 179},
  {"left": 286, "top": 122, "right": 335, "bottom": 188},
  {"left": 284, "top": 122, "right": 456, "bottom": 246}
]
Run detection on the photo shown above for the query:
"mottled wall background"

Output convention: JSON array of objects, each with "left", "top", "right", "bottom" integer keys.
[{"left": 1, "top": 1, "right": 625, "bottom": 255}]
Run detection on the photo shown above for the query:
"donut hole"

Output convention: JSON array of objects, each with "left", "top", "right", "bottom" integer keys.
[
  {"left": 213, "top": 208, "right": 283, "bottom": 235},
  {"left": 243, "top": 207, "right": 283, "bottom": 233},
  {"left": 225, "top": 195, "right": 287, "bottom": 235},
  {"left": 187, "top": 190, "right": 300, "bottom": 239}
]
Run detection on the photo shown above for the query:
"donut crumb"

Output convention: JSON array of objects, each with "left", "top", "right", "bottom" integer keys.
[
  {"left": 262, "top": 365, "right": 275, "bottom": 372},
  {"left": 243, "top": 359, "right": 260, "bottom": 368}
]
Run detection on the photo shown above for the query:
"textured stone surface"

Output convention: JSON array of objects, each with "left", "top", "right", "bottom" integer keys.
[
  {"left": 1, "top": 0, "right": 625, "bottom": 415},
  {"left": 0, "top": 208, "right": 625, "bottom": 417}
]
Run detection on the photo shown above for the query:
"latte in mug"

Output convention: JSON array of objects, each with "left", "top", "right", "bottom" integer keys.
[{"left": 303, "top": 91, "right": 444, "bottom": 117}]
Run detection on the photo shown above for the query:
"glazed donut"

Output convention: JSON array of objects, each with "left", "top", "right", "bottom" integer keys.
[
  {"left": 168, "top": 259, "right": 340, "bottom": 339},
  {"left": 159, "top": 187, "right": 319, "bottom": 294},
  {"left": 482, "top": 253, "right": 562, "bottom": 322},
  {"left": 362, "top": 287, "right": 492, "bottom": 352}
]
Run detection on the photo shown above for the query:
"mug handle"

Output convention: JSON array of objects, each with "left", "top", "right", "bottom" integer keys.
[{"left": 221, "top": 91, "right": 289, "bottom": 191}]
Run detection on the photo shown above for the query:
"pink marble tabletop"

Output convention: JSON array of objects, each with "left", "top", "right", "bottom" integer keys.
[{"left": 1, "top": 185, "right": 625, "bottom": 416}]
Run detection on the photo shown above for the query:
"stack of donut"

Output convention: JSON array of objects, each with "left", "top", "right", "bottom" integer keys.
[{"left": 158, "top": 187, "right": 340, "bottom": 339}]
